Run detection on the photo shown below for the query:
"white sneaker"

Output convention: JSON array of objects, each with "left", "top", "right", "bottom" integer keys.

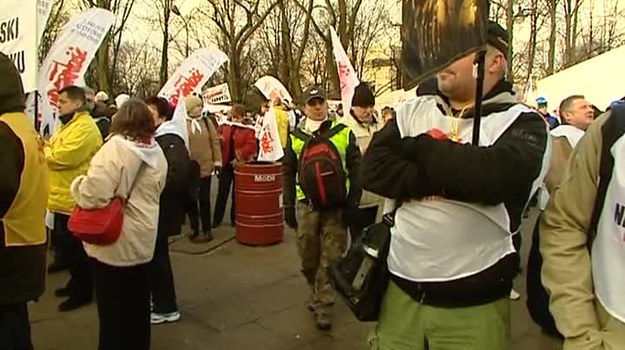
[
  {"left": 151, "top": 311, "right": 181, "bottom": 324},
  {"left": 509, "top": 288, "right": 521, "bottom": 300}
]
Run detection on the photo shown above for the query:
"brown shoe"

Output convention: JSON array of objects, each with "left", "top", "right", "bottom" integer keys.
[
  {"left": 314, "top": 307, "right": 332, "bottom": 331},
  {"left": 306, "top": 295, "right": 316, "bottom": 312}
]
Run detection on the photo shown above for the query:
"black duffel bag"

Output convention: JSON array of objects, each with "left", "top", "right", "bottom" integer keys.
[{"left": 329, "top": 212, "right": 395, "bottom": 322}]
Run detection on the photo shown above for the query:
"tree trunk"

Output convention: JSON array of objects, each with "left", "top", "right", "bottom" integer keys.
[
  {"left": 96, "top": 35, "right": 111, "bottom": 92},
  {"left": 505, "top": 0, "right": 514, "bottom": 81},
  {"left": 547, "top": 0, "right": 557, "bottom": 74},
  {"left": 525, "top": 0, "right": 539, "bottom": 83},
  {"left": 159, "top": 2, "right": 171, "bottom": 87},
  {"left": 563, "top": 0, "right": 573, "bottom": 65}
]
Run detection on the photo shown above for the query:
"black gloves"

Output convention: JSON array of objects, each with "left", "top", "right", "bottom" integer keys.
[
  {"left": 285, "top": 207, "right": 298, "bottom": 229},
  {"left": 213, "top": 165, "right": 222, "bottom": 176}
]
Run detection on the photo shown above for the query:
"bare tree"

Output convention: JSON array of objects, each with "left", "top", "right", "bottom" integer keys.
[
  {"left": 562, "top": 0, "right": 584, "bottom": 65},
  {"left": 199, "top": 0, "right": 280, "bottom": 102},
  {"left": 38, "top": 0, "right": 69, "bottom": 64},
  {"left": 257, "top": 0, "right": 314, "bottom": 98},
  {"left": 114, "top": 42, "right": 161, "bottom": 97},
  {"left": 82, "top": 0, "right": 138, "bottom": 93}
]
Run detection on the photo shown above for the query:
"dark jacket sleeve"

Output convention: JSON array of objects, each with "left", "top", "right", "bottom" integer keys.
[
  {"left": 345, "top": 131, "right": 362, "bottom": 208},
  {"left": 283, "top": 135, "right": 297, "bottom": 208},
  {"left": 361, "top": 119, "right": 427, "bottom": 200},
  {"left": 158, "top": 135, "right": 190, "bottom": 197},
  {"left": 0, "top": 121, "right": 24, "bottom": 218},
  {"left": 398, "top": 112, "right": 549, "bottom": 205}
]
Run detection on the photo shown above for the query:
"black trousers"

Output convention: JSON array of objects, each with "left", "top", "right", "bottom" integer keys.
[
  {"left": 92, "top": 260, "right": 150, "bottom": 350},
  {"left": 213, "top": 166, "right": 235, "bottom": 225},
  {"left": 148, "top": 234, "right": 177, "bottom": 314},
  {"left": 0, "top": 303, "right": 32, "bottom": 350},
  {"left": 54, "top": 213, "right": 92, "bottom": 299},
  {"left": 350, "top": 206, "right": 379, "bottom": 241},
  {"left": 187, "top": 176, "right": 212, "bottom": 234}
]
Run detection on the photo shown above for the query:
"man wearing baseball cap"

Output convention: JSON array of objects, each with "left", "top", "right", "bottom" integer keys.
[
  {"left": 283, "top": 85, "right": 362, "bottom": 331},
  {"left": 362, "top": 21, "right": 551, "bottom": 349}
]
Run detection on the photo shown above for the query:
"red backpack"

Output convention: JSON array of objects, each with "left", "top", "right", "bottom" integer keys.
[{"left": 292, "top": 123, "right": 348, "bottom": 210}]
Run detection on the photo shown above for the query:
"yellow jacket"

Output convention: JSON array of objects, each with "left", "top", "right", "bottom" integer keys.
[
  {"left": 45, "top": 111, "right": 102, "bottom": 214},
  {"left": 274, "top": 106, "right": 290, "bottom": 148}
]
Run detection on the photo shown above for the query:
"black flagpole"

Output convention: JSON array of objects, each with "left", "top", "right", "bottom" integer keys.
[{"left": 472, "top": 50, "right": 487, "bottom": 145}]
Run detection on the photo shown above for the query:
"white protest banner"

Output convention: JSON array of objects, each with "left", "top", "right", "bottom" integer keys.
[
  {"left": 254, "top": 76, "right": 293, "bottom": 104},
  {"left": 203, "top": 83, "right": 231, "bottom": 104},
  {"left": 159, "top": 47, "right": 229, "bottom": 107},
  {"left": 257, "top": 108, "right": 284, "bottom": 162},
  {"left": 38, "top": 8, "right": 115, "bottom": 135},
  {"left": 170, "top": 92, "right": 190, "bottom": 151},
  {"left": 330, "top": 28, "right": 360, "bottom": 113},
  {"left": 37, "top": 0, "right": 53, "bottom": 44},
  {"left": 0, "top": 0, "right": 38, "bottom": 92}
]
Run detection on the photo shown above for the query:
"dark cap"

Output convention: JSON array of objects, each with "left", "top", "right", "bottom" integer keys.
[
  {"left": 303, "top": 85, "right": 326, "bottom": 104},
  {"left": 487, "top": 21, "right": 509, "bottom": 58},
  {"left": 351, "top": 83, "right": 375, "bottom": 107}
]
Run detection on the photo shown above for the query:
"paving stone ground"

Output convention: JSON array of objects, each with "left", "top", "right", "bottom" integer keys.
[{"left": 31, "top": 204, "right": 562, "bottom": 349}]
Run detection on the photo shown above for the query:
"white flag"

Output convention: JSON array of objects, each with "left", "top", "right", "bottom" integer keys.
[
  {"left": 159, "top": 47, "right": 228, "bottom": 106},
  {"left": 0, "top": 0, "right": 39, "bottom": 92},
  {"left": 254, "top": 76, "right": 293, "bottom": 104},
  {"left": 330, "top": 28, "right": 360, "bottom": 113},
  {"left": 171, "top": 92, "right": 190, "bottom": 151},
  {"left": 37, "top": 8, "right": 115, "bottom": 135},
  {"left": 257, "top": 108, "right": 284, "bottom": 162}
]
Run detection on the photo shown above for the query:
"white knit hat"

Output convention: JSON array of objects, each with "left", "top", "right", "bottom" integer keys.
[
  {"left": 115, "top": 94, "right": 130, "bottom": 108},
  {"left": 95, "top": 91, "right": 109, "bottom": 102}
]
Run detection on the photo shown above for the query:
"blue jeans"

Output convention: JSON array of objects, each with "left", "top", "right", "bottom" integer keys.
[{"left": 0, "top": 302, "right": 33, "bottom": 350}]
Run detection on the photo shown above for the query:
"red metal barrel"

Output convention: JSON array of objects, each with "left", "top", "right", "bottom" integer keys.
[{"left": 234, "top": 162, "right": 284, "bottom": 245}]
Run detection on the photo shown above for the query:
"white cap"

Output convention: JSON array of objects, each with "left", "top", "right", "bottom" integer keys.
[
  {"left": 115, "top": 94, "right": 130, "bottom": 108},
  {"left": 95, "top": 91, "right": 109, "bottom": 102}
]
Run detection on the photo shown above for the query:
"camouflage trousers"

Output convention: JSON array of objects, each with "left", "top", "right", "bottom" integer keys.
[{"left": 296, "top": 202, "right": 347, "bottom": 310}]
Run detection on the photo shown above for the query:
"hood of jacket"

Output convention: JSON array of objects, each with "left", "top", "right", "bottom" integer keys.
[
  {"left": 110, "top": 135, "right": 163, "bottom": 169},
  {"left": 0, "top": 52, "right": 26, "bottom": 115},
  {"left": 155, "top": 120, "right": 189, "bottom": 151}
]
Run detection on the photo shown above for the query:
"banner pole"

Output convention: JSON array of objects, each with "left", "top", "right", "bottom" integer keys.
[{"left": 471, "top": 50, "right": 487, "bottom": 145}]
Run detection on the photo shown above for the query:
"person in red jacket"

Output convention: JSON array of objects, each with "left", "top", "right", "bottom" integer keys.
[{"left": 213, "top": 104, "right": 258, "bottom": 228}]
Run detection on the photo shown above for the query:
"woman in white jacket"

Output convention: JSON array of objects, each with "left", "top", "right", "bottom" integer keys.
[{"left": 70, "top": 98, "right": 168, "bottom": 350}]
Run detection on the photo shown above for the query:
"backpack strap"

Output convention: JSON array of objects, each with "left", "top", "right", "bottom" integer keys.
[{"left": 589, "top": 106, "right": 625, "bottom": 246}]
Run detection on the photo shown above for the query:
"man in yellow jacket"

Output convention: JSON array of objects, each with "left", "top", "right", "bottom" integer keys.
[
  {"left": 0, "top": 52, "right": 49, "bottom": 350},
  {"left": 45, "top": 85, "right": 102, "bottom": 312},
  {"left": 272, "top": 97, "right": 290, "bottom": 149}
]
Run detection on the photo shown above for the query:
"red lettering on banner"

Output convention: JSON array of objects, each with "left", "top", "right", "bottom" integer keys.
[
  {"left": 260, "top": 128, "right": 275, "bottom": 154},
  {"left": 338, "top": 61, "right": 351, "bottom": 95},
  {"left": 169, "top": 68, "right": 205, "bottom": 106},
  {"left": 47, "top": 47, "right": 88, "bottom": 107}
]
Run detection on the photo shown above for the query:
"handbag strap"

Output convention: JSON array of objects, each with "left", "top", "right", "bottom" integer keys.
[{"left": 125, "top": 162, "right": 147, "bottom": 202}]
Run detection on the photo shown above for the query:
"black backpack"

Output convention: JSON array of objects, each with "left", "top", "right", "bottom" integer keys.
[
  {"left": 526, "top": 105, "right": 625, "bottom": 338},
  {"left": 292, "top": 123, "right": 347, "bottom": 210}
]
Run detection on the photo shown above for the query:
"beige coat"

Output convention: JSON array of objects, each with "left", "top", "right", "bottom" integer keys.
[
  {"left": 71, "top": 135, "right": 168, "bottom": 267},
  {"left": 186, "top": 117, "right": 222, "bottom": 178},
  {"left": 540, "top": 112, "right": 625, "bottom": 349},
  {"left": 341, "top": 113, "right": 385, "bottom": 220}
]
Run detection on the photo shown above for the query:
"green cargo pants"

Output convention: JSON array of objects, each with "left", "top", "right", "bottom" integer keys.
[
  {"left": 296, "top": 202, "right": 347, "bottom": 309},
  {"left": 369, "top": 281, "right": 511, "bottom": 350}
]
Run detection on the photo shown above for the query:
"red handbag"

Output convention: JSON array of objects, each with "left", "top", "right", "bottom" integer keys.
[{"left": 69, "top": 164, "right": 145, "bottom": 245}]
